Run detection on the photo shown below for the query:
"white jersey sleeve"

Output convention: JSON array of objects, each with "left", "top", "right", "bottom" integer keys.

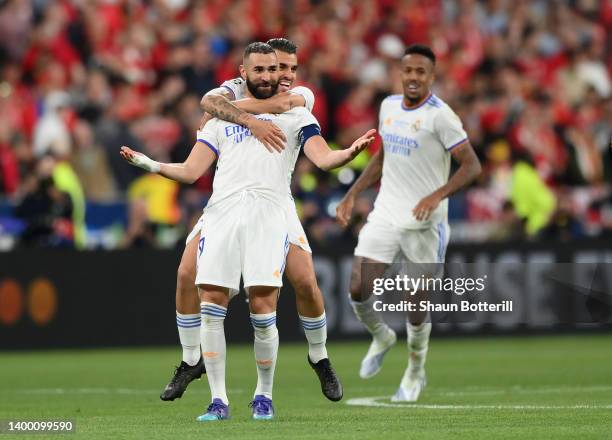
[
  {"left": 289, "top": 86, "right": 315, "bottom": 112},
  {"left": 196, "top": 119, "right": 221, "bottom": 156},
  {"left": 294, "top": 106, "right": 319, "bottom": 129},
  {"left": 292, "top": 107, "right": 320, "bottom": 147},
  {"left": 210, "top": 77, "right": 247, "bottom": 100},
  {"left": 434, "top": 104, "right": 468, "bottom": 151}
]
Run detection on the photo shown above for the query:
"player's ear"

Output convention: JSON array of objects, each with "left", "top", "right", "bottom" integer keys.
[{"left": 239, "top": 64, "right": 247, "bottom": 80}]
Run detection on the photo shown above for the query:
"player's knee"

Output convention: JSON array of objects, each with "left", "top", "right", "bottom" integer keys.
[
  {"left": 349, "top": 275, "right": 363, "bottom": 301},
  {"left": 176, "top": 262, "right": 195, "bottom": 292},
  {"left": 292, "top": 273, "right": 319, "bottom": 303}
]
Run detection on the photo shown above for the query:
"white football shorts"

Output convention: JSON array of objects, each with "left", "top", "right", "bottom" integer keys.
[
  {"left": 195, "top": 192, "right": 289, "bottom": 292},
  {"left": 187, "top": 196, "right": 310, "bottom": 253},
  {"left": 355, "top": 219, "right": 450, "bottom": 265}
]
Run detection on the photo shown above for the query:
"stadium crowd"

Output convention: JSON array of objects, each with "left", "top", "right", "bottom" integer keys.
[{"left": 0, "top": 0, "right": 610, "bottom": 249}]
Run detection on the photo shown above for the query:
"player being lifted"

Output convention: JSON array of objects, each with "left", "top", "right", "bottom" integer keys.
[
  {"left": 336, "top": 44, "right": 481, "bottom": 402},
  {"left": 121, "top": 42, "right": 374, "bottom": 420},
  {"left": 122, "top": 38, "right": 344, "bottom": 404},
  {"left": 197, "top": 38, "right": 346, "bottom": 402}
]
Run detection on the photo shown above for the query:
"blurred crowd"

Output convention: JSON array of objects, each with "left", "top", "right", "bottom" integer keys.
[{"left": 0, "top": 0, "right": 610, "bottom": 250}]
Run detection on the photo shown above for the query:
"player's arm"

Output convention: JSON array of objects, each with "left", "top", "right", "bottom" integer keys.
[
  {"left": 200, "top": 93, "right": 286, "bottom": 153},
  {"left": 412, "top": 142, "right": 481, "bottom": 221},
  {"left": 233, "top": 92, "right": 305, "bottom": 114},
  {"left": 119, "top": 142, "right": 217, "bottom": 184},
  {"left": 335, "top": 147, "right": 384, "bottom": 227},
  {"left": 304, "top": 128, "right": 376, "bottom": 171}
]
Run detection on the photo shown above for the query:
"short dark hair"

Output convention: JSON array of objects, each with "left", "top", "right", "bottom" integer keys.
[
  {"left": 404, "top": 44, "right": 436, "bottom": 64},
  {"left": 243, "top": 42, "right": 275, "bottom": 59},
  {"left": 266, "top": 38, "right": 297, "bottom": 54}
]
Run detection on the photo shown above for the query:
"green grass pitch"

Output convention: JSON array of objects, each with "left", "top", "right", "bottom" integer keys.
[{"left": 1, "top": 335, "right": 611, "bottom": 439}]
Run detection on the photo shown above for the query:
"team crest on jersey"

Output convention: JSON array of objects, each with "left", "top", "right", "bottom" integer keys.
[{"left": 410, "top": 119, "right": 421, "bottom": 133}]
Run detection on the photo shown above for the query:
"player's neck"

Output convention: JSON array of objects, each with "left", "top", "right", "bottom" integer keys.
[{"left": 403, "top": 92, "right": 431, "bottom": 110}]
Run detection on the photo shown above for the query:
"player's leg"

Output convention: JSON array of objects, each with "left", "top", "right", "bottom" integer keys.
[
  {"left": 350, "top": 221, "right": 400, "bottom": 378},
  {"left": 391, "top": 224, "right": 448, "bottom": 402},
  {"left": 349, "top": 255, "right": 397, "bottom": 378},
  {"left": 242, "top": 197, "right": 287, "bottom": 420},
  {"left": 160, "top": 229, "right": 206, "bottom": 401},
  {"left": 194, "top": 201, "right": 241, "bottom": 421},
  {"left": 196, "top": 286, "right": 231, "bottom": 421},
  {"left": 248, "top": 285, "right": 279, "bottom": 420},
  {"left": 285, "top": 244, "right": 343, "bottom": 401}
]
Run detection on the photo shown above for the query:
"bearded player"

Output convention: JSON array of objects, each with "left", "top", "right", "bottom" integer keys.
[{"left": 120, "top": 40, "right": 373, "bottom": 408}]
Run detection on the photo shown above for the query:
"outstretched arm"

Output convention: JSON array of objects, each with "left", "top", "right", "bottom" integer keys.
[
  {"left": 304, "top": 129, "right": 376, "bottom": 171},
  {"left": 412, "top": 142, "right": 481, "bottom": 221},
  {"left": 335, "top": 147, "right": 384, "bottom": 227},
  {"left": 119, "top": 142, "right": 217, "bottom": 184},
  {"left": 200, "top": 93, "right": 287, "bottom": 152}
]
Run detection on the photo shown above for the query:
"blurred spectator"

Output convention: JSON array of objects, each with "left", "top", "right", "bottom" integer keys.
[
  {"left": 0, "top": 0, "right": 609, "bottom": 248},
  {"left": 120, "top": 198, "right": 155, "bottom": 248},
  {"left": 33, "top": 91, "right": 73, "bottom": 159},
  {"left": 0, "top": 119, "right": 19, "bottom": 196},
  {"left": 127, "top": 174, "right": 180, "bottom": 226},
  {"left": 70, "top": 119, "right": 117, "bottom": 202},
  {"left": 14, "top": 156, "right": 73, "bottom": 247},
  {"left": 511, "top": 159, "right": 556, "bottom": 237},
  {"left": 50, "top": 155, "right": 86, "bottom": 249}
]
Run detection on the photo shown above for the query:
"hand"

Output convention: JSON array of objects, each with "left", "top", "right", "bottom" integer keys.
[
  {"left": 120, "top": 146, "right": 160, "bottom": 173},
  {"left": 336, "top": 194, "right": 355, "bottom": 228},
  {"left": 412, "top": 193, "right": 442, "bottom": 221},
  {"left": 347, "top": 129, "right": 376, "bottom": 160},
  {"left": 246, "top": 116, "right": 286, "bottom": 153}
]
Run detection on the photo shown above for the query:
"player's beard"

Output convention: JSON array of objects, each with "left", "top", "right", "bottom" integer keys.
[
  {"left": 246, "top": 77, "right": 278, "bottom": 99},
  {"left": 404, "top": 85, "right": 426, "bottom": 105}
]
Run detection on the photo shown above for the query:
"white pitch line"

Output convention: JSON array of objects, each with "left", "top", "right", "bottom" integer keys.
[
  {"left": 346, "top": 396, "right": 612, "bottom": 410},
  {"left": 348, "top": 384, "right": 612, "bottom": 396},
  {"left": 14, "top": 388, "right": 245, "bottom": 395},
  {"left": 433, "top": 385, "right": 612, "bottom": 397}
]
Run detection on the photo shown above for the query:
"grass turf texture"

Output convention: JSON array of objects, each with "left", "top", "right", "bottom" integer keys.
[{"left": 1, "top": 335, "right": 611, "bottom": 439}]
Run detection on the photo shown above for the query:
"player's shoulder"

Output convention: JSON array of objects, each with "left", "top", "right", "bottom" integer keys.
[
  {"left": 427, "top": 95, "right": 462, "bottom": 124},
  {"left": 219, "top": 77, "right": 246, "bottom": 99},
  {"left": 426, "top": 94, "right": 457, "bottom": 116},
  {"left": 290, "top": 85, "right": 313, "bottom": 95},
  {"left": 381, "top": 94, "right": 404, "bottom": 105},
  {"left": 222, "top": 77, "right": 245, "bottom": 87}
]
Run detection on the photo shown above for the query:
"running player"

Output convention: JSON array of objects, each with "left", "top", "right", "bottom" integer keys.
[
  {"left": 121, "top": 42, "right": 374, "bottom": 420},
  {"left": 336, "top": 44, "right": 481, "bottom": 402}
]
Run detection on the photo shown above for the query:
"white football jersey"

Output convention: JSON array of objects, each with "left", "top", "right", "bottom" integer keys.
[
  {"left": 369, "top": 93, "right": 468, "bottom": 229},
  {"left": 197, "top": 107, "right": 319, "bottom": 207},
  {"left": 216, "top": 77, "right": 316, "bottom": 193}
]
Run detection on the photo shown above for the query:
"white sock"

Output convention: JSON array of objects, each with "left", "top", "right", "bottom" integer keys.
[
  {"left": 299, "top": 313, "right": 328, "bottom": 363},
  {"left": 350, "top": 294, "right": 390, "bottom": 340},
  {"left": 250, "top": 312, "right": 279, "bottom": 399},
  {"left": 407, "top": 322, "right": 432, "bottom": 374},
  {"left": 176, "top": 312, "right": 201, "bottom": 366},
  {"left": 200, "top": 302, "right": 228, "bottom": 405}
]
